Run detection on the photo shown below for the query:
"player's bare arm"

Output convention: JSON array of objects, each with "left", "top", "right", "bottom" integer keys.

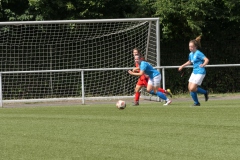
[
  {"left": 132, "top": 67, "right": 140, "bottom": 73},
  {"left": 128, "top": 70, "right": 144, "bottom": 76},
  {"left": 200, "top": 57, "right": 209, "bottom": 67},
  {"left": 178, "top": 60, "right": 191, "bottom": 71}
]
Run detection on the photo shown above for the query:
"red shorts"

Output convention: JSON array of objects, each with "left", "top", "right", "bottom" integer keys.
[{"left": 136, "top": 75, "right": 149, "bottom": 87}]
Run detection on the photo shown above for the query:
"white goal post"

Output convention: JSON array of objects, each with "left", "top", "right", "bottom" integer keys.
[{"left": 0, "top": 18, "right": 160, "bottom": 107}]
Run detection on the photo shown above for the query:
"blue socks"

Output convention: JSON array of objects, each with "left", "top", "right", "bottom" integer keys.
[
  {"left": 156, "top": 91, "right": 167, "bottom": 100},
  {"left": 191, "top": 87, "right": 207, "bottom": 104},
  {"left": 190, "top": 92, "right": 199, "bottom": 104},
  {"left": 149, "top": 90, "right": 167, "bottom": 100},
  {"left": 197, "top": 87, "right": 207, "bottom": 94},
  {"left": 149, "top": 90, "right": 155, "bottom": 95}
]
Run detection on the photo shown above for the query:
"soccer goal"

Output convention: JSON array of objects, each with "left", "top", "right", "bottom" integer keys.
[{"left": 0, "top": 18, "right": 160, "bottom": 106}]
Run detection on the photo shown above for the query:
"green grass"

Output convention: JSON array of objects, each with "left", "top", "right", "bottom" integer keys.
[{"left": 0, "top": 99, "right": 240, "bottom": 160}]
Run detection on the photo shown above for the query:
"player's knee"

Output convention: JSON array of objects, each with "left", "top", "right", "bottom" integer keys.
[
  {"left": 188, "top": 83, "right": 198, "bottom": 92},
  {"left": 188, "top": 87, "right": 197, "bottom": 92},
  {"left": 135, "top": 86, "right": 142, "bottom": 92},
  {"left": 135, "top": 89, "right": 140, "bottom": 92},
  {"left": 146, "top": 89, "right": 152, "bottom": 93}
]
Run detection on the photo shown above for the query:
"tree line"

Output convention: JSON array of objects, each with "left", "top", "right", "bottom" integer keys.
[
  {"left": 1, "top": 0, "right": 240, "bottom": 41},
  {"left": 1, "top": 0, "right": 240, "bottom": 93}
]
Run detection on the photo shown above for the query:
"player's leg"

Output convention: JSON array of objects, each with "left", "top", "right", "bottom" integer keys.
[
  {"left": 132, "top": 76, "right": 147, "bottom": 106},
  {"left": 145, "top": 75, "right": 173, "bottom": 98},
  {"left": 147, "top": 76, "right": 171, "bottom": 105},
  {"left": 157, "top": 87, "right": 173, "bottom": 98},
  {"left": 188, "top": 82, "right": 200, "bottom": 106},
  {"left": 133, "top": 84, "right": 142, "bottom": 106},
  {"left": 195, "top": 75, "right": 208, "bottom": 101},
  {"left": 132, "top": 75, "right": 149, "bottom": 106},
  {"left": 197, "top": 87, "right": 209, "bottom": 101},
  {"left": 188, "top": 73, "right": 207, "bottom": 106},
  {"left": 157, "top": 88, "right": 165, "bottom": 93}
]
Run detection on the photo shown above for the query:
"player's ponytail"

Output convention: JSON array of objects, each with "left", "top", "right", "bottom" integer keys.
[
  {"left": 195, "top": 35, "right": 201, "bottom": 48},
  {"left": 190, "top": 35, "right": 202, "bottom": 49}
]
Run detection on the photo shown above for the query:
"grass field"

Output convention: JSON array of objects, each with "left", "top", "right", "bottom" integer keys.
[{"left": 0, "top": 98, "right": 240, "bottom": 160}]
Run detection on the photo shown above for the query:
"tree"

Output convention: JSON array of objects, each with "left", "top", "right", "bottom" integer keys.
[
  {"left": 0, "top": 0, "right": 31, "bottom": 21},
  {"left": 0, "top": 0, "right": 139, "bottom": 21},
  {"left": 154, "top": 0, "right": 240, "bottom": 40},
  {"left": 131, "top": 0, "right": 157, "bottom": 18}
]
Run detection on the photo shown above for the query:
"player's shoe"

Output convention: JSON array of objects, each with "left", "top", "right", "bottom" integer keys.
[
  {"left": 163, "top": 99, "right": 172, "bottom": 106},
  {"left": 204, "top": 91, "right": 209, "bottom": 101},
  {"left": 132, "top": 101, "right": 139, "bottom": 106},
  {"left": 192, "top": 103, "right": 201, "bottom": 106},
  {"left": 166, "top": 89, "right": 173, "bottom": 98}
]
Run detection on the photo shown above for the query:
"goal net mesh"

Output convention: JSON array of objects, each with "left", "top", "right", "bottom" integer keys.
[{"left": 0, "top": 19, "right": 158, "bottom": 100}]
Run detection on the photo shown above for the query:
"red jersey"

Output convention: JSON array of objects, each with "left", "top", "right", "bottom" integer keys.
[{"left": 134, "top": 56, "right": 149, "bottom": 85}]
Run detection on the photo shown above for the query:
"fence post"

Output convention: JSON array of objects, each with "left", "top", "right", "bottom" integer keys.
[
  {"left": 162, "top": 68, "right": 165, "bottom": 90},
  {"left": 81, "top": 70, "right": 85, "bottom": 105}
]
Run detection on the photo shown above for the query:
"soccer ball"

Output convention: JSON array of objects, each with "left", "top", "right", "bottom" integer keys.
[{"left": 116, "top": 100, "right": 126, "bottom": 109}]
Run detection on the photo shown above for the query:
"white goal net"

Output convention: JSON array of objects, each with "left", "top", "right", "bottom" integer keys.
[{"left": 0, "top": 18, "right": 159, "bottom": 104}]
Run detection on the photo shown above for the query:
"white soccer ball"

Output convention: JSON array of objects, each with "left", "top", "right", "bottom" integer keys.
[{"left": 116, "top": 100, "right": 126, "bottom": 109}]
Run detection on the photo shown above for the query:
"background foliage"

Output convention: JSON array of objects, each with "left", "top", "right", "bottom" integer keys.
[{"left": 0, "top": 0, "right": 240, "bottom": 93}]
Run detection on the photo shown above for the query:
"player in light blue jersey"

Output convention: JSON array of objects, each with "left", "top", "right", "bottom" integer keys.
[
  {"left": 128, "top": 55, "right": 172, "bottom": 105},
  {"left": 178, "top": 36, "right": 209, "bottom": 106}
]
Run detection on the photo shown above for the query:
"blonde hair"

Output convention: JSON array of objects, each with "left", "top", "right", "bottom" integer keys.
[{"left": 190, "top": 35, "right": 202, "bottom": 49}]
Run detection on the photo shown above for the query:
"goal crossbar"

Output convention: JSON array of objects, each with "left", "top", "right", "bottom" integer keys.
[{"left": 0, "top": 18, "right": 160, "bottom": 25}]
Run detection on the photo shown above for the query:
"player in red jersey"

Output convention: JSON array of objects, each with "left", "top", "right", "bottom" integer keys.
[{"left": 132, "top": 48, "right": 173, "bottom": 106}]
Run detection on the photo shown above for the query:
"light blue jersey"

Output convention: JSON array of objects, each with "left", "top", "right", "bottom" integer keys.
[
  {"left": 189, "top": 50, "right": 206, "bottom": 74},
  {"left": 139, "top": 61, "right": 160, "bottom": 79}
]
